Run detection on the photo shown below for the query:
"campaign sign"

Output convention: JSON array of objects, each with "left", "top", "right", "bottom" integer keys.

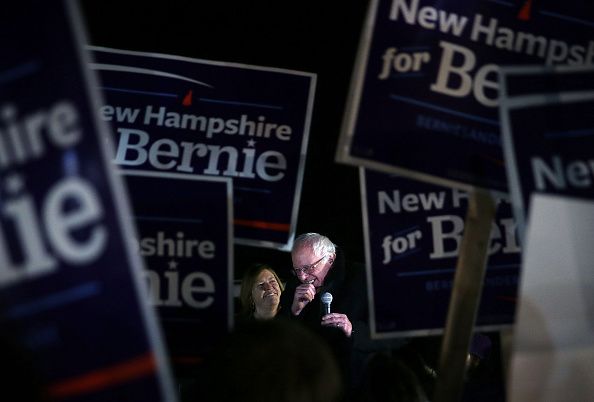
[
  {"left": 501, "top": 65, "right": 594, "bottom": 97},
  {"left": 508, "top": 195, "right": 594, "bottom": 402},
  {"left": 89, "top": 47, "right": 316, "bottom": 250},
  {"left": 0, "top": 2, "right": 176, "bottom": 401},
  {"left": 122, "top": 171, "right": 233, "bottom": 365},
  {"left": 361, "top": 169, "right": 521, "bottom": 338},
  {"left": 500, "top": 88, "right": 594, "bottom": 238},
  {"left": 337, "top": 0, "right": 594, "bottom": 193}
]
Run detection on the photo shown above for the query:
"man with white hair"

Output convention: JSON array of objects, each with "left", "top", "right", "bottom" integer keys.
[{"left": 281, "top": 232, "right": 369, "bottom": 394}]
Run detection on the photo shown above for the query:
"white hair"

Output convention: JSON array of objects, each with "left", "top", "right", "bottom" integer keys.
[{"left": 292, "top": 233, "right": 336, "bottom": 258}]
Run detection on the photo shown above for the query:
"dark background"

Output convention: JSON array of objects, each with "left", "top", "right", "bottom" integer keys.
[
  {"left": 77, "top": 5, "right": 508, "bottom": 401},
  {"left": 80, "top": 0, "right": 371, "bottom": 281}
]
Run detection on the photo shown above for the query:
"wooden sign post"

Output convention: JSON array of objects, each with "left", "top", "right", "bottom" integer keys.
[{"left": 433, "top": 189, "right": 496, "bottom": 402}]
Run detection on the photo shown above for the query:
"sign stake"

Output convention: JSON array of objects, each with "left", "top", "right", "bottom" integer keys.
[{"left": 433, "top": 189, "right": 496, "bottom": 402}]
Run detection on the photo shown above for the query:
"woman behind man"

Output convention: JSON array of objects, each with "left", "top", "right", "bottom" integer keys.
[{"left": 239, "top": 263, "right": 284, "bottom": 321}]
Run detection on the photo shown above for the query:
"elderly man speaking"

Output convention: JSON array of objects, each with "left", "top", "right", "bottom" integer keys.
[{"left": 280, "top": 232, "right": 370, "bottom": 395}]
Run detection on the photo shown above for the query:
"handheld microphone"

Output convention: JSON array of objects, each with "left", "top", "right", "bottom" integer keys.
[{"left": 321, "top": 292, "right": 333, "bottom": 315}]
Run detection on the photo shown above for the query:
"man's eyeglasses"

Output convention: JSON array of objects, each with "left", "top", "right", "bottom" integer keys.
[{"left": 293, "top": 255, "right": 326, "bottom": 276}]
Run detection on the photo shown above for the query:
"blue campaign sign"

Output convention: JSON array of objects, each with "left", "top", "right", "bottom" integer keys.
[
  {"left": 88, "top": 47, "right": 316, "bottom": 250},
  {"left": 122, "top": 171, "right": 233, "bottom": 365},
  {"left": 337, "top": 0, "right": 594, "bottom": 193},
  {"left": 0, "top": 1, "right": 176, "bottom": 401},
  {"left": 500, "top": 86, "right": 594, "bottom": 238},
  {"left": 501, "top": 65, "right": 594, "bottom": 97},
  {"left": 361, "top": 169, "right": 521, "bottom": 338}
]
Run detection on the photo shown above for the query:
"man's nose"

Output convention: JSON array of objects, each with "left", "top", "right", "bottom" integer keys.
[{"left": 296, "top": 271, "right": 308, "bottom": 281}]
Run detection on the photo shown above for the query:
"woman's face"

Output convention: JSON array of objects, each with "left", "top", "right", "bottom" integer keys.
[{"left": 251, "top": 269, "right": 281, "bottom": 311}]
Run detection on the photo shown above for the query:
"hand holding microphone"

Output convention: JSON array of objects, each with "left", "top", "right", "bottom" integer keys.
[{"left": 320, "top": 292, "right": 353, "bottom": 337}]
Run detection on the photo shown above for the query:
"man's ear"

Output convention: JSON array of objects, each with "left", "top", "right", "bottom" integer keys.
[{"left": 328, "top": 253, "right": 336, "bottom": 265}]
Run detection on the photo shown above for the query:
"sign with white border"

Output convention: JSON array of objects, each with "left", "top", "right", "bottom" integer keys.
[{"left": 89, "top": 46, "right": 316, "bottom": 250}]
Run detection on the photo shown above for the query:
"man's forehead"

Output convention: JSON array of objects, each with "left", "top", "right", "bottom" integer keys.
[{"left": 292, "top": 245, "right": 318, "bottom": 260}]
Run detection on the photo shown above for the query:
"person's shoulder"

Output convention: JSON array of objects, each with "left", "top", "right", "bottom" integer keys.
[
  {"left": 234, "top": 313, "right": 255, "bottom": 328},
  {"left": 345, "top": 259, "right": 366, "bottom": 280}
]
